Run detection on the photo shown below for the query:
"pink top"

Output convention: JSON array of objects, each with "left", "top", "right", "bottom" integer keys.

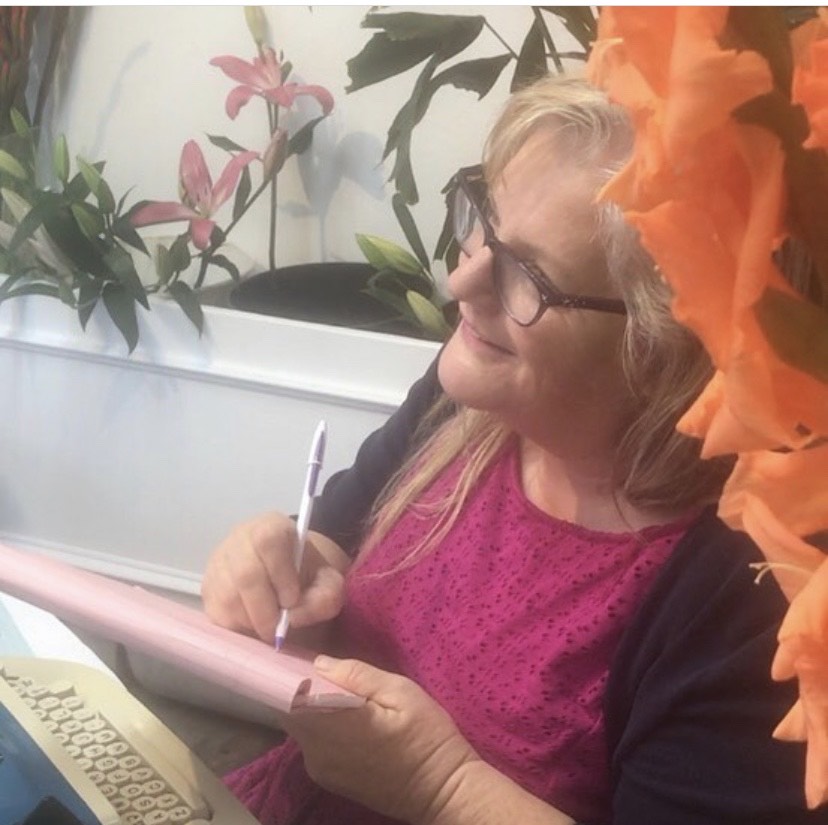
[{"left": 227, "top": 440, "right": 691, "bottom": 824}]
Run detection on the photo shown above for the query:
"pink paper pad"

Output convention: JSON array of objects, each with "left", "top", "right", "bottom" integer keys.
[{"left": 0, "top": 542, "right": 363, "bottom": 713}]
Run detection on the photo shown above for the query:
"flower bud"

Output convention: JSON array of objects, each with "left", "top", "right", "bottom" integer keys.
[
  {"left": 244, "top": 6, "right": 268, "bottom": 46},
  {"left": 262, "top": 128, "right": 288, "bottom": 182}
]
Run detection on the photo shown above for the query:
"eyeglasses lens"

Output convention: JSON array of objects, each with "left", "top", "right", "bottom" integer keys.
[{"left": 453, "top": 181, "right": 543, "bottom": 326}]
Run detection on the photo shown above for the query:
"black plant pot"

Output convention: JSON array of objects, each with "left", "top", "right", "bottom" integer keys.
[{"left": 229, "top": 261, "right": 428, "bottom": 338}]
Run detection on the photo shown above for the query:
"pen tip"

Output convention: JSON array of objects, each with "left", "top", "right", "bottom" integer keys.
[{"left": 274, "top": 636, "right": 285, "bottom": 652}]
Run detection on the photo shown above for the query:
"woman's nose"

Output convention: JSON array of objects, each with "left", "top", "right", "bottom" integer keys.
[{"left": 447, "top": 245, "right": 498, "bottom": 305}]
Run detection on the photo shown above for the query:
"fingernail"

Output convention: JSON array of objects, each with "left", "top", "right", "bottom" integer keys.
[{"left": 314, "top": 654, "right": 335, "bottom": 671}]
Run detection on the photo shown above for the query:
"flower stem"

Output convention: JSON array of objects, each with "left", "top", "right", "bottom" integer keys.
[
  {"left": 193, "top": 174, "right": 273, "bottom": 288},
  {"left": 268, "top": 103, "right": 279, "bottom": 273},
  {"left": 484, "top": 20, "right": 518, "bottom": 59}
]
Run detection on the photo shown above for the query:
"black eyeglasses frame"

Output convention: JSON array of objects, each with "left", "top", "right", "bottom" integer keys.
[{"left": 451, "top": 164, "right": 627, "bottom": 325}]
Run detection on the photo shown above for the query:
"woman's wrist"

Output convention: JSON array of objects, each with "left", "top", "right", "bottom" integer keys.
[{"left": 419, "top": 759, "right": 575, "bottom": 825}]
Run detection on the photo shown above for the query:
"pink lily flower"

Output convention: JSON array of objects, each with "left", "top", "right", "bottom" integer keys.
[
  {"left": 210, "top": 47, "right": 334, "bottom": 120},
  {"left": 131, "top": 140, "right": 258, "bottom": 250}
]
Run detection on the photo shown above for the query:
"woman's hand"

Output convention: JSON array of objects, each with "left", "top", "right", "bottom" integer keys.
[
  {"left": 279, "top": 656, "right": 479, "bottom": 825},
  {"left": 201, "top": 512, "right": 350, "bottom": 642}
]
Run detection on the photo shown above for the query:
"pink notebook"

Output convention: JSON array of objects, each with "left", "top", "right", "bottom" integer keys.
[{"left": 0, "top": 542, "right": 362, "bottom": 713}]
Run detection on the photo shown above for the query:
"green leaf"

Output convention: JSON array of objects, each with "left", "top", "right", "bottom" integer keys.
[
  {"left": 2, "top": 282, "right": 62, "bottom": 302},
  {"left": 9, "top": 193, "right": 54, "bottom": 254},
  {"left": 363, "top": 280, "right": 414, "bottom": 320},
  {"left": 755, "top": 287, "right": 828, "bottom": 384},
  {"left": 207, "top": 134, "right": 248, "bottom": 154},
  {"left": 169, "top": 233, "right": 192, "bottom": 273},
  {"left": 111, "top": 214, "right": 148, "bottom": 254},
  {"left": 102, "top": 282, "right": 140, "bottom": 353},
  {"left": 77, "top": 277, "right": 101, "bottom": 329},
  {"left": 0, "top": 148, "right": 27, "bottom": 180},
  {"left": 347, "top": 32, "right": 445, "bottom": 92},
  {"left": 512, "top": 18, "right": 548, "bottom": 92},
  {"left": 392, "top": 193, "right": 430, "bottom": 272},
  {"left": 77, "top": 156, "right": 104, "bottom": 197},
  {"left": 541, "top": 7, "right": 597, "bottom": 53},
  {"left": 363, "top": 11, "right": 484, "bottom": 50},
  {"left": 356, "top": 233, "right": 425, "bottom": 276},
  {"left": 64, "top": 161, "right": 105, "bottom": 201},
  {"left": 346, "top": 12, "right": 485, "bottom": 92},
  {"left": 39, "top": 197, "right": 109, "bottom": 278},
  {"left": 434, "top": 208, "right": 459, "bottom": 268},
  {"left": 166, "top": 280, "right": 204, "bottom": 334},
  {"left": 115, "top": 185, "right": 135, "bottom": 217},
  {"left": 233, "top": 165, "right": 252, "bottom": 222},
  {"left": 208, "top": 253, "right": 240, "bottom": 282},
  {"left": 53, "top": 134, "right": 69, "bottom": 184},
  {"left": 10, "top": 108, "right": 30, "bottom": 138},
  {"left": 57, "top": 279, "right": 75, "bottom": 306},
  {"left": 382, "top": 52, "right": 445, "bottom": 203},
  {"left": 430, "top": 54, "right": 512, "bottom": 99},
  {"left": 1, "top": 187, "right": 33, "bottom": 224},
  {"left": 406, "top": 289, "right": 451, "bottom": 340},
  {"left": 104, "top": 244, "right": 149, "bottom": 309},
  {"left": 77, "top": 156, "right": 116, "bottom": 212},
  {"left": 70, "top": 202, "right": 104, "bottom": 239},
  {"left": 96, "top": 178, "right": 116, "bottom": 213},
  {"left": 287, "top": 115, "right": 326, "bottom": 157},
  {"left": 0, "top": 273, "right": 23, "bottom": 301},
  {"left": 156, "top": 244, "right": 173, "bottom": 285}
]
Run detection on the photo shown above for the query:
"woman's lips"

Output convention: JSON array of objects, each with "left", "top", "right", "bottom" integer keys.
[{"left": 459, "top": 318, "right": 513, "bottom": 355}]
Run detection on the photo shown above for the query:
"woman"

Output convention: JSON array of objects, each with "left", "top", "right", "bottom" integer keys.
[{"left": 202, "top": 77, "right": 822, "bottom": 824}]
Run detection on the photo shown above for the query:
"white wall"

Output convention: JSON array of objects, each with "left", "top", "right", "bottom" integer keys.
[
  {"left": 39, "top": 6, "right": 562, "bottom": 285},
  {"left": 0, "top": 294, "right": 439, "bottom": 593},
  {"left": 2, "top": 7, "right": 584, "bottom": 591}
]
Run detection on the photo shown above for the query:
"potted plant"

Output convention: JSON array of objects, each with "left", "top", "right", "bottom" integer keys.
[{"left": 343, "top": 7, "right": 597, "bottom": 325}]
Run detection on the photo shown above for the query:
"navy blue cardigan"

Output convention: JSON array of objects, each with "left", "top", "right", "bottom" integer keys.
[{"left": 310, "top": 358, "right": 826, "bottom": 825}]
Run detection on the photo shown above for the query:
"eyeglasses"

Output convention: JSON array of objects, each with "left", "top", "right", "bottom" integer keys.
[{"left": 449, "top": 165, "right": 627, "bottom": 326}]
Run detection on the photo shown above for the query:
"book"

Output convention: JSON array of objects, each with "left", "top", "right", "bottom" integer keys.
[{"left": 0, "top": 542, "right": 362, "bottom": 713}]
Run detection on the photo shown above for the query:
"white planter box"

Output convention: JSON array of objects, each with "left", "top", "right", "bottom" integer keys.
[{"left": 0, "top": 293, "right": 439, "bottom": 594}]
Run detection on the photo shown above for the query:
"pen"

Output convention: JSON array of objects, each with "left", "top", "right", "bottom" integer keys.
[{"left": 275, "top": 419, "right": 327, "bottom": 651}]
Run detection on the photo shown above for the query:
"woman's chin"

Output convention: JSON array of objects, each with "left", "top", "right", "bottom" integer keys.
[{"left": 438, "top": 333, "right": 509, "bottom": 412}]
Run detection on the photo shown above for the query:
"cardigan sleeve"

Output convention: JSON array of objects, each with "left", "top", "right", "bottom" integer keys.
[
  {"left": 308, "top": 354, "right": 444, "bottom": 556},
  {"left": 604, "top": 511, "right": 827, "bottom": 825}
]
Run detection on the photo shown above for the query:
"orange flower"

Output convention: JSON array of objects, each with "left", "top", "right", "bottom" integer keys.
[
  {"left": 589, "top": 5, "right": 828, "bottom": 808},
  {"left": 719, "top": 476, "right": 825, "bottom": 601},
  {"left": 771, "top": 555, "right": 828, "bottom": 808},
  {"left": 588, "top": 6, "right": 773, "bottom": 210},
  {"left": 720, "top": 445, "right": 828, "bottom": 548},
  {"left": 792, "top": 10, "right": 828, "bottom": 150}
]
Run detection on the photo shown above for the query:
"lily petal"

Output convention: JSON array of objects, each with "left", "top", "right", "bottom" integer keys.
[
  {"left": 179, "top": 141, "right": 213, "bottom": 212},
  {"left": 190, "top": 217, "right": 216, "bottom": 251},
  {"left": 224, "top": 85, "right": 258, "bottom": 120},
  {"left": 269, "top": 82, "right": 335, "bottom": 115},
  {"left": 209, "top": 55, "right": 262, "bottom": 87},
  {"left": 130, "top": 201, "right": 198, "bottom": 227},
  {"left": 210, "top": 150, "right": 258, "bottom": 212}
]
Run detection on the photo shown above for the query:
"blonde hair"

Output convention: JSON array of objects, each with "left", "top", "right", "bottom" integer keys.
[{"left": 359, "top": 76, "right": 731, "bottom": 568}]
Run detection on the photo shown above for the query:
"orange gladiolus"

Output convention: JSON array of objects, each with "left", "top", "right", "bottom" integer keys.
[
  {"left": 589, "top": 5, "right": 828, "bottom": 808},
  {"left": 720, "top": 444, "right": 828, "bottom": 545},
  {"left": 772, "top": 555, "right": 828, "bottom": 808},
  {"left": 792, "top": 10, "right": 828, "bottom": 150}
]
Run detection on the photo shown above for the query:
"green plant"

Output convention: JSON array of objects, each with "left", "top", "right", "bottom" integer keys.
[
  {"left": 132, "top": 7, "right": 334, "bottom": 291},
  {"left": 345, "top": 7, "right": 597, "bottom": 339},
  {"left": 356, "top": 210, "right": 453, "bottom": 341},
  {"left": 0, "top": 7, "right": 334, "bottom": 352},
  {"left": 0, "top": 111, "right": 162, "bottom": 352},
  {"left": 347, "top": 8, "right": 596, "bottom": 206}
]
